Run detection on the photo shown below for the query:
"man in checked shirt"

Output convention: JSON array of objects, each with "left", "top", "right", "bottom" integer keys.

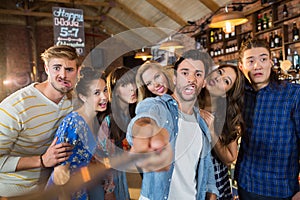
[{"left": 235, "top": 37, "right": 300, "bottom": 200}]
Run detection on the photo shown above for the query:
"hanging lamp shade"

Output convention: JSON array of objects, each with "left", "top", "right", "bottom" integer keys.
[
  {"left": 134, "top": 50, "right": 152, "bottom": 61},
  {"left": 209, "top": 11, "right": 248, "bottom": 33},
  {"left": 159, "top": 40, "right": 184, "bottom": 52}
]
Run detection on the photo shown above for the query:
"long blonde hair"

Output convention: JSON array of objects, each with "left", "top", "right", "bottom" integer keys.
[{"left": 136, "top": 61, "right": 174, "bottom": 102}]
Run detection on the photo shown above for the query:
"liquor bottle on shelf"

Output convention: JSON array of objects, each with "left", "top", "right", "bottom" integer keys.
[
  {"left": 196, "top": 37, "right": 202, "bottom": 50},
  {"left": 263, "top": 12, "right": 269, "bottom": 30},
  {"left": 292, "top": 22, "right": 299, "bottom": 41},
  {"left": 231, "top": 29, "right": 235, "bottom": 37},
  {"left": 274, "top": 31, "right": 280, "bottom": 48},
  {"left": 269, "top": 32, "right": 275, "bottom": 48},
  {"left": 257, "top": 13, "right": 262, "bottom": 32},
  {"left": 279, "top": 32, "right": 282, "bottom": 47},
  {"left": 268, "top": 10, "right": 273, "bottom": 28},
  {"left": 210, "top": 48, "right": 214, "bottom": 57},
  {"left": 283, "top": 4, "right": 288, "bottom": 18},
  {"left": 218, "top": 29, "right": 223, "bottom": 41},
  {"left": 293, "top": 50, "right": 299, "bottom": 70},
  {"left": 286, "top": 48, "right": 294, "bottom": 68},
  {"left": 279, "top": 50, "right": 283, "bottom": 63},
  {"left": 214, "top": 30, "right": 219, "bottom": 42},
  {"left": 203, "top": 37, "right": 207, "bottom": 49},
  {"left": 210, "top": 30, "right": 214, "bottom": 43},
  {"left": 272, "top": 52, "right": 280, "bottom": 69}
]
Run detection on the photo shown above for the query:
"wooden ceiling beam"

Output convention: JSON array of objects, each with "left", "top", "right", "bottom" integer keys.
[
  {"left": 198, "top": 0, "right": 220, "bottom": 12},
  {"left": 146, "top": 0, "right": 186, "bottom": 26},
  {"left": 105, "top": 14, "right": 153, "bottom": 45},
  {"left": 115, "top": 1, "right": 154, "bottom": 27},
  {"left": 115, "top": 0, "right": 168, "bottom": 37}
]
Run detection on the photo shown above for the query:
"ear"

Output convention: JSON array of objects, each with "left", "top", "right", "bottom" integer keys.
[
  {"left": 238, "top": 62, "right": 243, "bottom": 71},
  {"left": 78, "top": 93, "right": 86, "bottom": 103},
  {"left": 44, "top": 64, "right": 49, "bottom": 76},
  {"left": 77, "top": 66, "right": 82, "bottom": 81},
  {"left": 269, "top": 59, "right": 274, "bottom": 68},
  {"left": 172, "top": 74, "right": 176, "bottom": 86},
  {"left": 202, "top": 79, "right": 206, "bottom": 88}
]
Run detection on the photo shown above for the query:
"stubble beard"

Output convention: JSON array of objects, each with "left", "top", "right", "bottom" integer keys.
[{"left": 50, "top": 81, "right": 72, "bottom": 94}]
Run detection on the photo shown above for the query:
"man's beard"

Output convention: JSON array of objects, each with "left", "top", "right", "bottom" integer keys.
[{"left": 175, "top": 86, "right": 198, "bottom": 103}]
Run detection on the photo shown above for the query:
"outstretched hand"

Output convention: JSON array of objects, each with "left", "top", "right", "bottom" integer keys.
[
  {"left": 42, "top": 137, "right": 73, "bottom": 167},
  {"left": 130, "top": 118, "right": 173, "bottom": 172}
]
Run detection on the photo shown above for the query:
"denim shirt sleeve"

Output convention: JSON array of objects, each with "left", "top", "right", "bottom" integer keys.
[{"left": 126, "top": 97, "right": 169, "bottom": 146}]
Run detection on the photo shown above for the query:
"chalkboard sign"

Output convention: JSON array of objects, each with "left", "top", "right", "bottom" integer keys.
[{"left": 52, "top": 7, "right": 85, "bottom": 56}]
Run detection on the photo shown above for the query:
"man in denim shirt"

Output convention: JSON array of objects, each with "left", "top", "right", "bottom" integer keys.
[{"left": 127, "top": 50, "right": 219, "bottom": 200}]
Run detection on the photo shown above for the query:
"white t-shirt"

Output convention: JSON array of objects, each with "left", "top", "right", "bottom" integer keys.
[{"left": 168, "top": 111, "right": 203, "bottom": 200}]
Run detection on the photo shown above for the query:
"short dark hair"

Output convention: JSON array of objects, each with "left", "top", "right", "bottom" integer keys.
[{"left": 174, "top": 49, "right": 213, "bottom": 77}]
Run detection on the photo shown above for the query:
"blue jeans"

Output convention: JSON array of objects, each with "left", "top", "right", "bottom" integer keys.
[{"left": 238, "top": 185, "right": 292, "bottom": 200}]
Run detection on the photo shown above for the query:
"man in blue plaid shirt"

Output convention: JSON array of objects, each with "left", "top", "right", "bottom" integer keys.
[{"left": 235, "top": 38, "right": 300, "bottom": 200}]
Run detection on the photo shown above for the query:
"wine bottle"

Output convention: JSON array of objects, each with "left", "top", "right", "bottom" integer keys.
[
  {"left": 274, "top": 31, "right": 280, "bottom": 48},
  {"left": 210, "top": 30, "right": 214, "bottom": 43},
  {"left": 268, "top": 10, "right": 273, "bottom": 28},
  {"left": 293, "top": 51, "right": 299, "bottom": 70},
  {"left": 286, "top": 48, "right": 293, "bottom": 66},
  {"left": 269, "top": 32, "right": 275, "bottom": 48},
  {"left": 218, "top": 29, "right": 223, "bottom": 41},
  {"left": 257, "top": 13, "right": 262, "bottom": 32},
  {"left": 272, "top": 52, "right": 279, "bottom": 69},
  {"left": 263, "top": 13, "right": 269, "bottom": 30},
  {"left": 214, "top": 30, "right": 218, "bottom": 42},
  {"left": 292, "top": 22, "right": 299, "bottom": 41},
  {"left": 283, "top": 4, "right": 288, "bottom": 18}
]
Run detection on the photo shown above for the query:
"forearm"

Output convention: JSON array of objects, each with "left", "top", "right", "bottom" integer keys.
[
  {"left": 16, "top": 155, "right": 43, "bottom": 171},
  {"left": 213, "top": 139, "right": 238, "bottom": 165}
]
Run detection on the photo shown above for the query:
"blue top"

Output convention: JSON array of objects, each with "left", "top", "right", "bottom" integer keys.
[
  {"left": 127, "top": 94, "right": 219, "bottom": 200},
  {"left": 235, "top": 81, "right": 300, "bottom": 198},
  {"left": 95, "top": 115, "right": 130, "bottom": 200},
  {"left": 46, "top": 111, "right": 97, "bottom": 200}
]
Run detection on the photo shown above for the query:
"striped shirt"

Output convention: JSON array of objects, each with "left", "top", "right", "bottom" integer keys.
[
  {"left": 235, "top": 81, "right": 300, "bottom": 198},
  {"left": 0, "top": 83, "right": 73, "bottom": 197}
]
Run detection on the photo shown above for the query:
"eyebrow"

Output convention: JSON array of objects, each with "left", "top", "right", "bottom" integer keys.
[
  {"left": 246, "top": 53, "right": 269, "bottom": 60},
  {"left": 180, "top": 68, "right": 204, "bottom": 73}
]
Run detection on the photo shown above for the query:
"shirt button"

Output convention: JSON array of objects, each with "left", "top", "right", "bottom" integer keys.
[
  {"left": 166, "top": 120, "right": 168, "bottom": 123},
  {"left": 168, "top": 178, "right": 171, "bottom": 182},
  {"left": 175, "top": 116, "right": 178, "bottom": 119},
  {"left": 175, "top": 132, "right": 178, "bottom": 136},
  {"left": 164, "top": 196, "right": 167, "bottom": 199}
]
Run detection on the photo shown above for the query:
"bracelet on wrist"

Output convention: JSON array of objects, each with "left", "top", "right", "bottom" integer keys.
[{"left": 40, "top": 154, "right": 46, "bottom": 168}]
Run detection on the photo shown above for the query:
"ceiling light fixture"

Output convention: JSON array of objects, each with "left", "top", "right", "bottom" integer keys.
[
  {"left": 134, "top": 48, "right": 152, "bottom": 61},
  {"left": 159, "top": 38, "right": 184, "bottom": 52},
  {"left": 209, "top": 4, "right": 248, "bottom": 34}
]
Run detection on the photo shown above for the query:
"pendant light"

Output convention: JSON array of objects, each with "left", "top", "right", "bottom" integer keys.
[
  {"left": 134, "top": 48, "right": 152, "bottom": 61},
  {"left": 209, "top": 5, "right": 248, "bottom": 34}
]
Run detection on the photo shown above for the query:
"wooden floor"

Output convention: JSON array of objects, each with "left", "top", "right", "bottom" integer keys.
[{"left": 126, "top": 172, "right": 142, "bottom": 200}]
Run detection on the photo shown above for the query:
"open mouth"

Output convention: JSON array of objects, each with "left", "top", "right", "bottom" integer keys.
[
  {"left": 184, "top": 85, "right": 196, "bottom": 95},
  {"left": 253, "top": 72, "right": 263, "bottom": 77},
  {"left": 99, "top": 102, "right": 107, "bottom": 108}
]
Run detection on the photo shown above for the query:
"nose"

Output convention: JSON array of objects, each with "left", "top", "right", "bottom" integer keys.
[
  {"left": 100, "top": 91, "right": 107, "bottom": 100},
  {"left": 214, "top": 75, "right": 221, "bottom": 82},
  {"left": 59, "top": 69, "right": 67, "bottom": 78},
  {"left": 253, "top": 60, "right": 262, "bottom": 70},
  {"left": 128, "top": 83, "right": 137, "bottom": 92},
  {"left": 187, "top": 74, "right": 196, "bottom": 83}
]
